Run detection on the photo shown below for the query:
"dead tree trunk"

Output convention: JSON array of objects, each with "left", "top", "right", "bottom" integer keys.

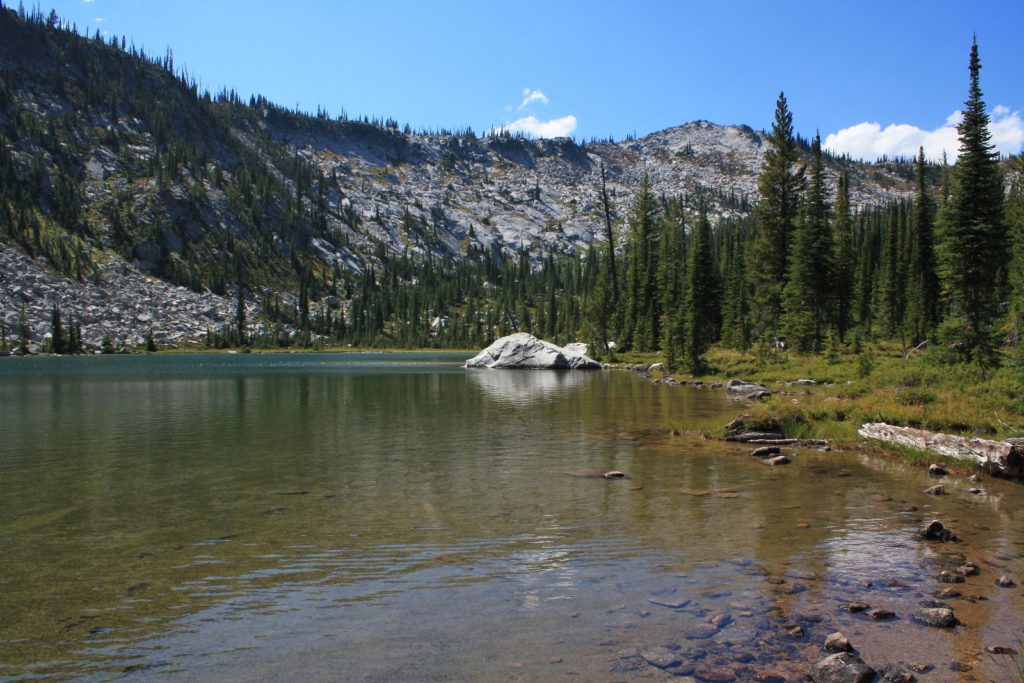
[{"left": 858, "top": 422, "right": 1023, "bottom": 477}]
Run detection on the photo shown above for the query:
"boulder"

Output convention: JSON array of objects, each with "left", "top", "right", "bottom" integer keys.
[
  {"left": 464, "top": 333, "right": 600, "bottom": 369},
  {"left": 726, "top": 379, "right": 771, "bottom": 399},
  {"left": 809, "top": 653, "right": 876, "bottom": 683}
]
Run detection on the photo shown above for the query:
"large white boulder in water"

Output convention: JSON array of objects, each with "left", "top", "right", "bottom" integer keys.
[{"left": 465, "top": 333, "right": 601, "bottom": 369}]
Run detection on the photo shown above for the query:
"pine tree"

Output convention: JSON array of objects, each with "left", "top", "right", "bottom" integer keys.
[
  {"left": 683, "top": 210, "right": 719, "bottom": 373},
  {"left": 1006, "top": 154, "right": 1024, "bottom": 356},
  {"left": 18, "top": 307, "right": 30, "bottom": 354},
  {"left": 936, "top": 38, "right": 1007, "bottom": 363},
  {"left": 623, "top": 173, "right": 660, "bottom": 351},
  {"left": 585, "top": 247, "right": 615, "bottom": 357},
  {"left": 658, "top": 199, "right": 686, "bottom": 363},
  {"left": 719, "top": 226, "right": 749, "bottom": 350},
  {"left": 50, "top": 303, "right": 65, "bottom": 354},
  {"left": 833, "top": 170, "right": 855, "bottom": 341},
  {"left": 878, "top": 203, "right": 905, "bottom": 339},
  {"left": 905, "top": 147, "right": 939, "bottom": 342},
  {"left": 781, "top": 134, "right": 832, "bottom": 352},
  {"left": 748, "top": 92, "right": 803, "bottom": 340}
]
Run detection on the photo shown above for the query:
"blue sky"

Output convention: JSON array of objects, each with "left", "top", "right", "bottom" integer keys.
[{"left": 40, "top": 0, "right": 1024, "bottom": 160}]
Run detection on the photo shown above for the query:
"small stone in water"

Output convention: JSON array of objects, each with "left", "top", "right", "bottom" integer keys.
[
  {"left": 956, "top": 563, "right": 980, "bottom": 576},
  {"left": 684, "top": 623, "right": 721, "bottom": 639},
  {"left": 995, "top": 575, "right": 1016, "bottom": 587},
  {"left": 923, "top": 484, "right": 945, "bottom": 495},
  {"left": 938, "top": 570, "right": 965, "bottom": 584},
  {"left": 921, "top": 520, "right": 959, "bottom": 542},
  {"left": 824, "top": 632, "right": 853, "bottom": 653},
  {"left": 948, "top": 661, "right": 971, "bottom": 672},
  {"left": 914, "top": 607, "right": 958, "bottom": 628},
  {"left": 879, "top": 664, "right": 915, "bottom": 682},
  {"left": 648, "top": 596, "right": 690, "bottom": 609},
  {"left": 845, "top": 601, "right": 871, "bottom": 613},
  {"left": 694, "top": 668, "right": 736, "bottom": 682},
  {"left": 986, "top": 645, "right": 1017, "bottom": 655},
  {"left": 928, "top": 463, "right": 948, "bottom": 476},
  {"left": 868, "top": 608, "right": 896, "bottom": 621}
]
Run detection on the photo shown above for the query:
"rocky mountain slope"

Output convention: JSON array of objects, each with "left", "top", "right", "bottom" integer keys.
[{"left": 0, "top": 7, "right": 920, "bottom": 349}]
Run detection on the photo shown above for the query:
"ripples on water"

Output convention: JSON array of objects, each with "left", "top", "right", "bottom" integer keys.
[{"left": 1, "top": 353, "right": 1023, "bottom": 681}]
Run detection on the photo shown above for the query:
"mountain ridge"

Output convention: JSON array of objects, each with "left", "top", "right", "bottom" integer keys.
[{"left": 0, "top": 7, "right": 922, "bottom": 348}]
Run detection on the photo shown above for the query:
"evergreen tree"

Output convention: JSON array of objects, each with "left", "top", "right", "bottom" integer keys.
[
  {"left": 1006, "top": 154, "right": 1024, "bottom": 356},
  {"left": 18, "top": 307, "right": 30, "bottom": 354},
  {"left": 833, "top": 170, "right": 855, "bottom": 341},
  {"left": 585, "top": 247, "right": 615, "bottom": 357},
  {"left": 623, "top": 173, "right": 660, "bottom": 351},
  {"left": 50, "top": 303, "right": 65, "bottom": 354},
  {"left": 781, "top": 134, "right": 832, "bottom": 352},
  {"left": 905, "top": 147, "right": 939, "bottom": 342},
  {"left": 748, "top": 92, "right": 803, "bottom": 340},
  {"left": 719, "top": 225, "right": 749, "bottom": 350},
  {"left": 683, "top": 210, "right": 719, "bottom": 372},
  {"left": 936, "top": 38, "right": 1007, "bottom": 363},
  {"left": 658, "top": 200, "right": 686, "bottom": 364},
  {"left": 235, "top": 284, "right": 247, "bottom": 346},
  {"left": 878, "top": 202, "right": 905, "bottom": 339}
]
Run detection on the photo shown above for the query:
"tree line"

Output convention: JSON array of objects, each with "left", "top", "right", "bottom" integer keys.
[{"left": 225, "top": 38, "right": 1022, "bottom": 373}]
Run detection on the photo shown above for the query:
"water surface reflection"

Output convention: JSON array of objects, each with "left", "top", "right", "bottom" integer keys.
[{"left": 0, "top": 354, "right": 1022, "bottom": 681}]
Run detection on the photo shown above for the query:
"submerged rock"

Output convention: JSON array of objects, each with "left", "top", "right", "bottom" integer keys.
[
  {"left": 878, "top": 664, "right": 915, "bottom": 682},
  {"left": 914, "top": 607, "right": 958, "bottom": 628},
  {"left": 640, "top": 647, "right": 682, "bottom": 670},
  {"left": 464, "top": 333, "right": 600, "bottom": 369}
]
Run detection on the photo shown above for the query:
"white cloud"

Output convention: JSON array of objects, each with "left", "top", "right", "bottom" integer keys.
[
  {"left": 824, "top": 106, "right": 1024, "bottom": 162},
  {"left": 93, "top": 16, "right": 105, "bottom": 23},
  {"left": 519, "top": 87, "right": 549, "bottom": 109},
  {"left": 503, "top": 114, "right": 578, "bottom": 139},
  {"left": 83, "top": 0, "right": 95, "bottom": 4}
]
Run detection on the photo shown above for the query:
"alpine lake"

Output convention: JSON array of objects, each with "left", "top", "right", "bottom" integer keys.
[{"left": 1, "top": 353, "right": 1023, "bottom": 682}]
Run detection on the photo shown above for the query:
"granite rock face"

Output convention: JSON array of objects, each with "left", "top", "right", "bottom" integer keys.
[{"left": 465, "top": 333, "right": 600, "bottom": 369}]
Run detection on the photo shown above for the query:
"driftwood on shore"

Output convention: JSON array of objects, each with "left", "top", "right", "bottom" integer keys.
[{"left": 858, "top": 422, "right": 1023, "bottom": 478}]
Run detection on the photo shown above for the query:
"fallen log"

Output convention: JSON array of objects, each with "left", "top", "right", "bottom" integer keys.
[{"left": 858, "top": 422, "right": 1023, "bottom": 478}]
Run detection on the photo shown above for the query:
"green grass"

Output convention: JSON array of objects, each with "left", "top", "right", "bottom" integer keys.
[{"left": 660, "top": 342, "right": 1024, "bottom": 455}]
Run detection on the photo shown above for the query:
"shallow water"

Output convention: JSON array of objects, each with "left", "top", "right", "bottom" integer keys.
[{"left": 0, "top": 354, "right": 1022, "bottom": 681}]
